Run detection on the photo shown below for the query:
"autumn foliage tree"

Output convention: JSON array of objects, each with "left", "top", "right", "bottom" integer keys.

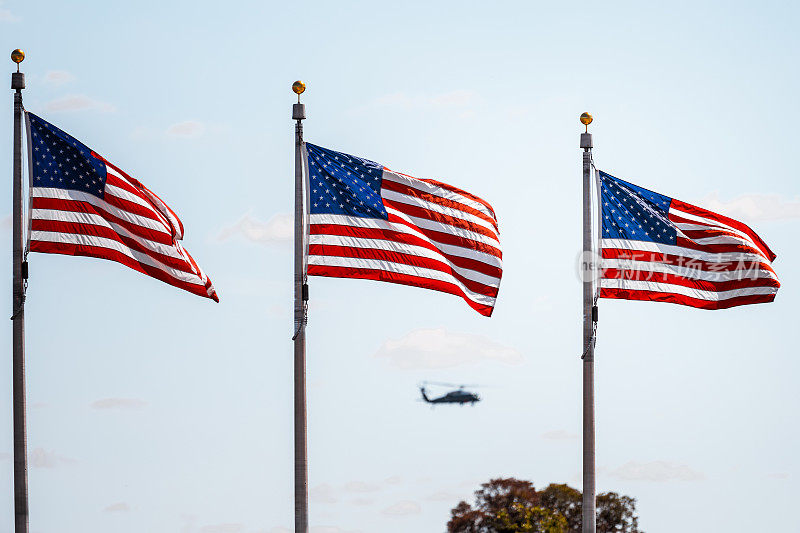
[{"left": 447, "top": 478, "right": 640, "bottom": 533}]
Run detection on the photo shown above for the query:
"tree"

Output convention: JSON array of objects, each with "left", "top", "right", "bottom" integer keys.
[
  {"left": 447, "top": 478, "right": 641, "bottom": 533},
  {"left": 597, "top": 492, "right": 639, "bottom": 532},
  {"left": 539, "top": 483, "right": 582, "bottom": 532}
]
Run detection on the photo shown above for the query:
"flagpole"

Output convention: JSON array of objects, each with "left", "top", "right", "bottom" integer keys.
[
  {"left": 580, "top": 112, "right": 596, "bottom": 533},
  {"left": 10, "top": 49, "right": 29, "bottom": 533},
  {"left": 291, "top": 80, "right": 308, "bottom": 533}
]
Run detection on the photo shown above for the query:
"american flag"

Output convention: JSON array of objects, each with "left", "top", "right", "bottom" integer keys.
[
  {"left": 27, "top": 112, "right": 218, "bottom": 301},
  {"left": 598, "top": 170, "right": 779, "bottom": 309},
  {"left": 305, "top": 143, "right": 502, "bottom": 316}
]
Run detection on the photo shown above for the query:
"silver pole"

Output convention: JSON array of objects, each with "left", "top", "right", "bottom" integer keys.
[
  {"left": 580, "top": 117, "right": 595, "bottom": 533},
  {"left": 291, "top": 82, "right": 308, "bottom": 533},
  {"left": 11, "top": 50, "right": 29, "bottom": 533}
]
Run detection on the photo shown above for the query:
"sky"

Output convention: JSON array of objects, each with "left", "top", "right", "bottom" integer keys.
[{"left": 1, "top": 1, "right": 799, "bottom": 532}]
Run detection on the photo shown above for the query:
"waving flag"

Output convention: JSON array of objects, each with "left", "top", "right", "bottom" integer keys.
[
  {"left": 27, "top": 112, "right": 218, "bottom": 301},
  {"left": 305, "top": 143, "right": 502, "bottom": 316},
  {"left": 598, "top": 170, "right": 779, "bottom": 309}
]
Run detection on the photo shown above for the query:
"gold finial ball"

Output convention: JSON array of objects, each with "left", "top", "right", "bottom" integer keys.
[
  {"left": 11, "top": 49, "right": 25, "bottom": 64},
  {"left": 580, "top": 112, "right": 593, "bottom": 126},
  {"left": 292, "top": 80, "right": 306, "bottom": 95}
]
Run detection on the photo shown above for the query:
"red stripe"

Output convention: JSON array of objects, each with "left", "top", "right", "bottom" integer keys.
[
  {"left": 31, "top": 196, "right": 174, "bottom": 245},
  {"left": 383, "top": 197, "right": 499, "bottom": 243},
  {"left": 386, "top": 169, "right": 496, "bottom": 217},
  {"left": 104, "top": 173, "right": 178, "bottom": 237},
  {"left": 30, "top": 240, "right": 218, "bottom": 302},
  {"left": 310, "top": 223, "right": 502, "bottom": 278},
  {"left": 31, "top": 219, "right": 194, "bottom": 273},
  {"left": 307, "top": 264, "right": 494, "bottom": 316},
  {"left": 680, "top": 227, "right": 754, "bottom": 241},
  {"left": 670, "top": 199, "right": 776, "bottom": 261},
  {"left": 101, "top": 162, "right": 185, "bottom": 238},
  {"left": 308, "top": 244, "right": 499, "bottom": 298},
  {"left": 386, "top": 212, "right": 502, "bottom": 259},
  {"left": 400, "top": 173, "right": 497, "bottom": 219},
  {"left": 674, "top": 235, "right": 771, "bottom": 258},
  {"left": 380, "top": 179, "right": 499, "bottom": 232},
  {"left": 104, "top": 172, "right": 149, "bottom": 201},
  {"left": 599, "top": 287, "right": 775, "bottom": 310},
  {"left": 601, "top": 248, "right": 776, "bottom": 276},
  {"left": 601, "top": 268, "right": 780, "bottom": 292},
  {"left": 102, "top": 189, "right": 169, "bottom": 227}
]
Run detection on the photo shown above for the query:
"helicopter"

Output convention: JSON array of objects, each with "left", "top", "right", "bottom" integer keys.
[{"left": 419, "top": 381, "right": 481, "bottom": 406}]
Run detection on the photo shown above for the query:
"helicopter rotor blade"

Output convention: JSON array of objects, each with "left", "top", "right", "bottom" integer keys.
[{"left": 423, "top": 381, "right": 484, "bottom": 388}]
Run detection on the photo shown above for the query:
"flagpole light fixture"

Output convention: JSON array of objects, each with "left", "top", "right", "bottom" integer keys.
[
  {"left": 11, "top": 49, "right": 25, "bottom": 72},
  {"left": 292, "top": 80, "right": 306, "bottom": 103},
  {"left": 580, "top": 112, "right": 593, "bottom": 133}
]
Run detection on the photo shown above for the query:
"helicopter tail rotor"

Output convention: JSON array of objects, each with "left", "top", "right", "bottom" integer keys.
[{"left": 419, "top": 386, "right": 431, "bottom": 403}]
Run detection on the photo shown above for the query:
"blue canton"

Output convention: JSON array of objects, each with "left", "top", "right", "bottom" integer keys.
[
  {"left": 599, "top": 171, "right": 676, "bottom": 244},
  {"left": 28, "top": 113, "right": 107, "bottom": 198},
  {"left": 306, "top": 143, "right": 388, "bottom": 220}
]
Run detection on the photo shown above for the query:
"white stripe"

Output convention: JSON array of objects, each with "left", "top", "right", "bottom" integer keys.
[
  {"left": 307, "top": 254, "right": 497, "bottom": 306},
  {"left": 601, "top": 258, "right": 778, "bottom": 283},
  {"left": 669, "top": 205, "right": 767, "bottom": 257},
  {"left": 689, "top": 234, "right": 761, "bottom": 248},
  {"left": 31, "top": 208, "right": 184, "bottom": 260},
  {"left": 104, "top": 182, "right": 153, "bottom": 211},
  {"left": 382, "top": 170, "right": 496, "bottom": 220},
  {"left": 309, "top": 233, "right": 501, "bottom": 287},
  {"left": 32, "top": 187, "right": 172, "bottom": 236},
  {"left": 600, "top": 278, "right": 778, "bottom": 301},
  {"left": 30, "top": 231, "right": 204, "bottom": 286},
  {"left": 385, "top": 206, "right": 501, "bottom": 249},
  {"left": 105, "top": 166, "right": 175, "bottom": 231},
  {"left": 310, "top": 213, "right": 503, "bottom": 268},
  {"left": 381, "top": 188, "right": 499, "bottom": 237},
  {"left": 601, "top": 238, "right": 770, "bottom": 265},
  {"left": 673, "top": 219, "right": 761, "bottom": 250}
]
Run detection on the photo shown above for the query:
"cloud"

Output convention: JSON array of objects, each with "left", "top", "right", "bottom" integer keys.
[
  {"left": 344, "top": 481, "right": 381, "bottom": 493},
  {"left": 425, "top": 490, "right": 465, "bottom": 502},
  {"left": 1, "top": 214, "right": 10, "bottom": 230},
  {"left": 0, "top": 4, "right": 19, "bottom": 22},
  {"left": 90, "top": 398, "right": 147, "bottom": 410},
  {"left": 103, "top": 502, "right": 130, "bottom": 512},
  {"left": 217, "top": 212, "right": 292, "bottom": 246},
  {"left": 350, "top": 498, "right": 374, "bottom": 506},
  {"left": 371, "top": 90, "right": 478, "bottom": 110},
  {"left": 381, "top": 500, "right": 421, "bottom": 516},
  {"left": 0, "top": 452, "right": 9, "bottom": 461},
  {"left": 384, "top": 476, "right": 402, "bottom": 485},
  {"left": 199, "top": 525, "right": 244, "bottom": 533},
  {"left": 310, "top": 484, "right": 338, "bottom": 504},
  {"left": 30, "top": 448, "right": 75, "bottom": 468},
  {"left": 608, "top": 461, "right": 704, "bottom": 482},
  {"left": 166, "top": 120, "right": 206, "bottom": 138},
  {"left": 45, "top": 94, "right": 115, "bottom": 113},
  {"left": 268, "top": 526, "right": 361, "bottom": 533},
  {"left": 542, "top": 430, "right": 578, "bottom": 440},
  {"left": 767, "top": 472, "right": 789, "bottom": 480},
  {"left": 700, "top": 192, "right": 800, "bottom": 222},
  {"left": 374, "top": 327, "right": 523, "bottom": 369},
  {"left": 44, "top": 70, "right": 75, "bottom": 86}
]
